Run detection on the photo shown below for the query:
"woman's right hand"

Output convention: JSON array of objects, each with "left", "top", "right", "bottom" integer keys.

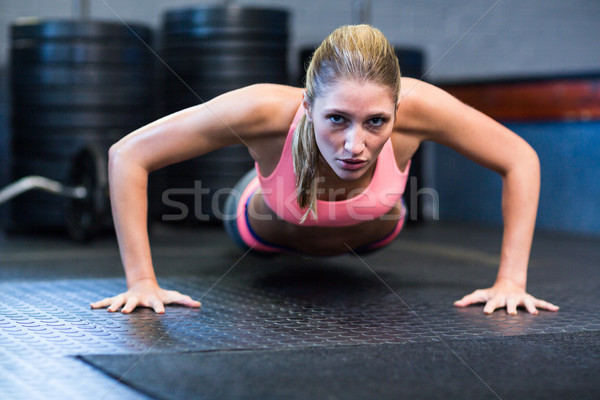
[{"left": 90, "top": 278, "right": 201, "bottom": 314}]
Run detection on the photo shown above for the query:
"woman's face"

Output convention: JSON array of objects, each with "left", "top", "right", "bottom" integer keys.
[{"left": 305, "top": 79, "right": 398, "bottom": 181}]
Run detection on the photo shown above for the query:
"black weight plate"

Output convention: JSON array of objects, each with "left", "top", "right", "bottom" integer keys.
[
  {"left": 13, "top": 113, "right": 152, "bottom": 130},
  {"left": 164, "top": 54, "right": 286, "bottom": 69},
  {"left": 12, "top": 87, "right": 153, "bottom": 108},
  {"left": 163, "top": 6, "right": 288, "bottom": 31},
  {"left": 12, "top": 126, "right": 139, "bottom": 139},
  {"left": 13, "top": 135, "right": 120, "bottom": 158},
  {"left": 11, "top": 19, "right": 152, "bottom": 42},
  {"left": 162, "top": 41, "right": 287, "bottom": 59},
  {"left": 13, "top": 111, "right": 150, "bottom": 129},
  {"left": 163, "top": 28, "right": 287, "bottom": 43},
  {"left": 161, "top": 66, "right": 288, "bottom": 80},
  {"left": 13, "top": 85, "right": 152, "bottom": 107},
  {"left": 395, "top": 48, "right": 424, "bottom": 79},
  {"left": 11, "top": 65, "right": 153, "bottom": 86},
  {"left": 66, "top": 143, "right": 109, "bottom": 242},
  {"left": 11, "top": 43, "right": 152, "bottom": 65}
]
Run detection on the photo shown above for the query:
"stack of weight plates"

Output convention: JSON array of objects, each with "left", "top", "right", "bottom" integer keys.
[
  {"left": 10, "top": 18, "right": 154, "bottom": 231},
  {"left": 160, "top": 6, "right": 289, "bottom": 222}
]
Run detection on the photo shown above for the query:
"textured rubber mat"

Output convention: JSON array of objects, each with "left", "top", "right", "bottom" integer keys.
[
  {"left": 1, "top": 224, "right": 599, "bottom": 399},
  {"left": 80, "top": 330, "right": 600, "bottom": 400}
]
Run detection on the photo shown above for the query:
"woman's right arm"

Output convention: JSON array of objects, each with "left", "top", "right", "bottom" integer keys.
[{"left": 90, "top": 84, "right": 301, "bottom": 313}]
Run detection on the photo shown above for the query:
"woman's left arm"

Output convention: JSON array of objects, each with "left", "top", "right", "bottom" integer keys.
[{"left": 398, "top": 78, "right": 559, "bottom": 315}]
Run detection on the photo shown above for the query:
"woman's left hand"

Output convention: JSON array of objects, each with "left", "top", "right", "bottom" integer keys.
[{"left": 453, "top": 278, "right": 559, "bottom": 315}]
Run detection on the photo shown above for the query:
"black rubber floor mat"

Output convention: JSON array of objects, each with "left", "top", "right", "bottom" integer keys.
[
  {"left": 79, "top": 330, "right": 600, "bottom": 400},
  {"left": 2, "top": 224, "right": 599, "bottom": 399}
]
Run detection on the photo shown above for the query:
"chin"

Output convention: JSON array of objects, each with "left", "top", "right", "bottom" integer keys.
[{"left": 335, "top": 167, "right": 368, "bottom": 181}]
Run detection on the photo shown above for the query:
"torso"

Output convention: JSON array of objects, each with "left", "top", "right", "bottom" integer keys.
[{"left": 245, "top": 81, "right": 422, "bottom": 256}]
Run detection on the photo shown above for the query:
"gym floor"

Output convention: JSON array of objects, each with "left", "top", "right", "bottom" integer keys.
[{"left": 0, "top": 222, "right": 599, "bottom": 400}]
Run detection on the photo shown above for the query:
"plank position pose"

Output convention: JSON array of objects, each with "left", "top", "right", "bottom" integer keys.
[{"left": 91, "top": 25, "right": 559, "bottom": 315}]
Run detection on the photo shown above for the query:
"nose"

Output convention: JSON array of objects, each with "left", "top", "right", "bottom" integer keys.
[{"left": 344, "top": 127, "right": 365, "bottom": 156}]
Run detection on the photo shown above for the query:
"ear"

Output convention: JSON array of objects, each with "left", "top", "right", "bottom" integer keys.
[{"left": 302, "top": 91, "right": 312, "bottom": 121}]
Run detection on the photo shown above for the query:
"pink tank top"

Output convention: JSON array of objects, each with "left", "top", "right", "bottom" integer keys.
[{"left": 256, "top": 105, "right": 411, "bottom": 226}]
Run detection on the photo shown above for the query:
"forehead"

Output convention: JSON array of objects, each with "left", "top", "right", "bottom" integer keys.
[{"left": 314, "top": 79, "right": 395, "bottom": 114}]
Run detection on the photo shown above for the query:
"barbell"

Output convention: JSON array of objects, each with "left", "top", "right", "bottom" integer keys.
[{"left": 0, "top": 144, "right": 109, "bottom": 242}]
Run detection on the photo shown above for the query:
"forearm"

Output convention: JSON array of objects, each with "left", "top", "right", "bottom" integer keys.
[
  {"left": 496, "top": 151, "right": 540, "bottom": 289},
  {"left": 108, "top": 148, "right": 157, "bottom": 288}
]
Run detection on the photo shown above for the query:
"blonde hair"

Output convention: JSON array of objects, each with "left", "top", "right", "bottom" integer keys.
[{"left": 292, "top": 24, "right": 401, "bottom": 223}]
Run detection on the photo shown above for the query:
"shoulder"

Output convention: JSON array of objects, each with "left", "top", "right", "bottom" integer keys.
[
  {"left": 390, "top": 77, "right": 477, "bottom": 168},
  {"left": 219, "top": 83, "right": 304, "bottom": 138},
  {"left": 394, "top": 77, "right": 467, "bottom": 137}
]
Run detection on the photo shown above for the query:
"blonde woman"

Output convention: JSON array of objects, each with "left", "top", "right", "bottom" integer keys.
[{"left": 92, "top": 25, "right": 559, "bottom": 316}]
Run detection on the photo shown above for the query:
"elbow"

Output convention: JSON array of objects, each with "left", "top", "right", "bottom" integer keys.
[
  {"left": 108, "top": 142, "right": 125, "bottom": 172},
  {"left": 525, "top": 145, "right": 541, "bottom": 179},
  {"left": 108, "top": 141, "right": 137, "bottom": 175}
]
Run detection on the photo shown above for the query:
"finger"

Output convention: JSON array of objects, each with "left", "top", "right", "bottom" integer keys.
[
  {"left": 149, "top": 298, "right": 165, "bottom": 314},
  {"left": 483, "top": 297, "right": 503, "bottom": 314},
  {"left": 161, "top": 291, "right": 201, "bottom": 307},
  {"left": 506, "top": 297, "right": 518, "bottom": 315},
  {"left": 524, "top": 297, "right": 538, "bottom": 315},
  {"left": 107, "top": 295, "right": 126, "bottom": 312},
  {"left": 534, "top": 298, "right": 560, "bottom": 312},
  {"left": 121, "top": 296, "right": 138, "bottom": 314},
  {"left": 172, "top": 294, "right": 202, "bottom": 308},
  {"left": 90, "top": 297, "right": 114, "bottom": 309},
  {"left": 454, "top": 290, "right": 488, "bottom": 307}
]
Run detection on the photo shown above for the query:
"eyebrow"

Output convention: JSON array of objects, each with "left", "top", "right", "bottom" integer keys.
[{"left": 323, "top": 109, "right": 392, "bottom": 119}]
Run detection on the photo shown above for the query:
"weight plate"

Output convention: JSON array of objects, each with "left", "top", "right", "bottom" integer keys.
[
  {"left": 11, "top": 65, "right": 153, "bottom": 86},
  {"left": 11, "top": 125, "right": 136, "bottom": 138},
  {"left": 13, "top": 135, "right": 120, "bottom": 158},
  {"left": 66, "top": 144, "right": 110, "bottom": 242},
  {"left": 11, "top": 43, "right": 152, "bottom": 65},
  {"left": 163, "top": 28, "right": 287, "bottom": 42},
  {"left": 13, "top": 111, "right": 150, "bottom": 129},
  {"left": 395, "top": 48, "right": 424, "bottom": 79},
  {"left": 164, "top": 58, "right": 287, "bottom": 77},
  {"left": 11, "top": 19, "right": 152, "bottom": 42},
  {"left": 162, "top": 41, "right": 287, "bottom": 58},
  {"left": 163, "top": 6, "right": 288, "bottom": 31},
  {"left": 12, "top": 87, "right": 153, "bottom": 108}
]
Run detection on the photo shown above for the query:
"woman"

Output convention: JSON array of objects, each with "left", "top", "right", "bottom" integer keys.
[{"left": 91, "top": 25, "right": 559, "bottom": 315}]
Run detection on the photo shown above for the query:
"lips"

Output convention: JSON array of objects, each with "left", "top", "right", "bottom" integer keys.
[{"left": 338, "top": 158, "right": 367, "bottom": 170}]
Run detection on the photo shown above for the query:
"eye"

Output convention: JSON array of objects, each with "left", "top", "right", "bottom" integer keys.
[
  {"left": 329, "top": 115, "right": 345, "bottom": 124},
  {"left": 369, "top": 117, "right": 387, "bottom": 127}
]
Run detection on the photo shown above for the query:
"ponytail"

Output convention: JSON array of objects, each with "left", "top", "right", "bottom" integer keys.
[{"left": 292, "top": 113, "right": 319, "bottom": 223}]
